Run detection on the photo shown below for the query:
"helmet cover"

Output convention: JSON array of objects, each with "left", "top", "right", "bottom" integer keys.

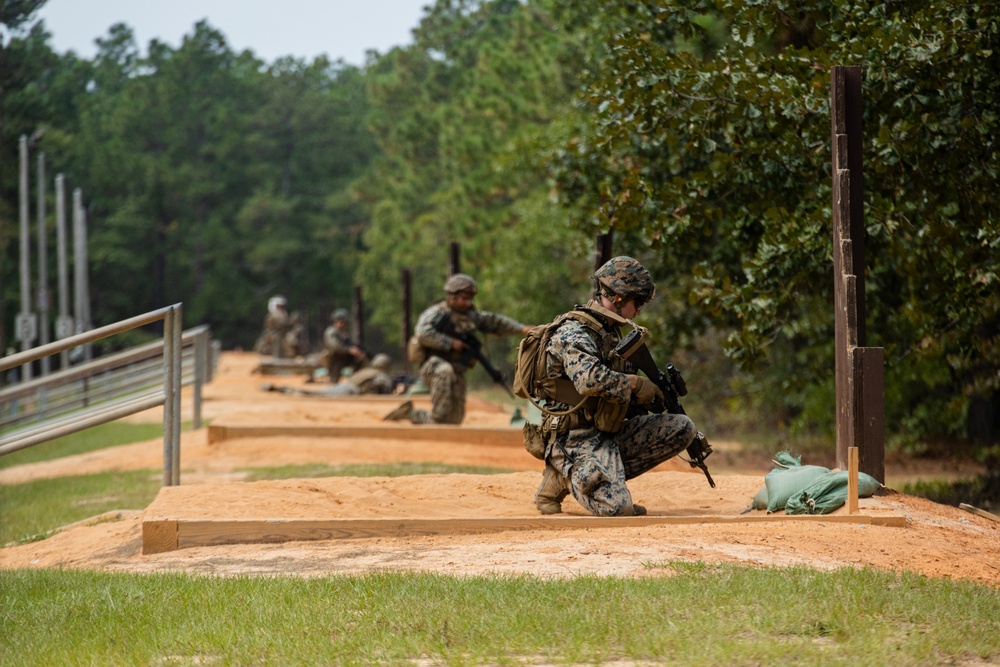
[{"left": 592, "top": 256, "right": 655, "bottom": 305}]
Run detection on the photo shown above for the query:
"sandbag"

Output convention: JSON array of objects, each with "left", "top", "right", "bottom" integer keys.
[
  {"left": 785, "top": 470, "right": 883, "bottom": 515},
  {"left": 749, "top": 485, "right": 769, "bottom": 511},
  {"left": 764, "top": 451, "right": 831, "bottom": 513}
]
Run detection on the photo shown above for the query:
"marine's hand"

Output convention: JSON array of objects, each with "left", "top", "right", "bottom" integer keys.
[
  {"left": 451, "top": 337, "right": 468, "bottom": 352},
  {"left": 631, "top": 376, "right": 663, "bottom": 406}
]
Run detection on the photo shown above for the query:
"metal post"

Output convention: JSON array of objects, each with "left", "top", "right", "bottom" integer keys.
[
  {"left": 402, "top": 268, "right": 412, "bottom": 374},
  {"left": 162, "top": 306, "right": 175, "bottom": 486},
  {"left": 594, "top": 231, "right": 614, "bottom": 273},
  {"left": 18, "top": 136, "right": 35, "bottom": 380},
  {"left": 449, "top": 242, "right": 460, "bottom": 276},
  {"left": 352, "top": 285, "right": 364, "bottom": 349},
  {"left": 170, "top": 305, "right": 181, "bottom": 485},
  {"left": 37, "top": 153, "right": 50, "bottom": 375},
  {"left": 55, "top": 175, "right": 71, "bottom": 369},
  {"left": 162, "top": 304, "right": 182, "bottom": 486},
  {"left": 73, "top": 188, "right": 92, "bottom": 361},
  {"left": 193, "top": 328, "right": 207, "bottom": 430}
]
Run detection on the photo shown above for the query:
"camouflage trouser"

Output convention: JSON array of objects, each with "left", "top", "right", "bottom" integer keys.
[
  {"left": 409, "top": 356, "right": 468, "bottom": 424},
  {"left": 547, "top": 412, "right": 696, "bottom": 517},
  {"left": 325, "top": 351, "right": 364, "bottom": 382}
]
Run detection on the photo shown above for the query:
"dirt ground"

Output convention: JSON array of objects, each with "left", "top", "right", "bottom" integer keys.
[{"left": 2, "top": 351, "right": 998, "bottom": 586}]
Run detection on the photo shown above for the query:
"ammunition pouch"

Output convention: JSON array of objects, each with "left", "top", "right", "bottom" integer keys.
[
  {"left": 522, "top": 421, "right": 546, "bottom": 460},
  {"left": 593, "top": 397, "right": 628, "bottom": 433}
]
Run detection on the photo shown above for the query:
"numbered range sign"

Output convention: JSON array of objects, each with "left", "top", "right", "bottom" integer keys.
[{"left": 15, "top": 313, "right": 37, "bottom": 343}]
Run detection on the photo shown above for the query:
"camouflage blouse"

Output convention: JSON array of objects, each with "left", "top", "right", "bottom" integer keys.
[
  {"left": 544, "top": 311, "right": 632, "bottom": 407},
  {"left": 414, "top": 301, "right": 525, "bottom": 372}
]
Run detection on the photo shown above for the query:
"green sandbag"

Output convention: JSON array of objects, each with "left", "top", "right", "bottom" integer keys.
[
  {"left": 785, "top": 470, "right": 883, "bottom": 515},
  {"left": 764, "top": 452, "right": 831, "bottom": 513},
  {"left": 749, "top": 485, "right": 769, "bottom": 511}
]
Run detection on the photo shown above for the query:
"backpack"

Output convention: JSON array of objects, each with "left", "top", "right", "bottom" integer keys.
[
  {"left": 406, "top": 335, "right": 426, "bottom": 367},
  {"left": 512, "top": 310, "right": 603, "bottom": 409},
  {"left": 513, "top": 309, "right": 616, "bottom": 460}
]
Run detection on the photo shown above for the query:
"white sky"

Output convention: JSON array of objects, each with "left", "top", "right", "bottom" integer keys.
[{"left": 33, "top": 0, "right": 431, "bottom": 66}]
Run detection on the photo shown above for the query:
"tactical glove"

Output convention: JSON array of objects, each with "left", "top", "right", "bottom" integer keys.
[{"left": 632, "top": 376, "right": 663, "bottom": 406}]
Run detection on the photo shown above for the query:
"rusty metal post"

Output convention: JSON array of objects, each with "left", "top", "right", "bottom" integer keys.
[
  {"left": 352, "top": 285, "right": 364, "bottom": 349},
  {"left": 449, "top": 243, "right": 460, "bottom": 276},
  {"left": 594, "top": 231, "right": 614, "bottom": 273},
  {"left": 401, "top": 269, "right": 412, "bottom": 374}
]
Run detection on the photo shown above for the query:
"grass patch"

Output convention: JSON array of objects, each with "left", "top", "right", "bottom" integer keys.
[
  {"left": 242, "top": 462, "right": 514, "bottom": 481},
  {"left": 0, "top": 421, "right": 167, "bottom": 469},
  {"left": 1, "top": 567, "right": 998, "bottom": 665},
  {"left": 0, "top": 470, "right": 162, "bottom": 546}
]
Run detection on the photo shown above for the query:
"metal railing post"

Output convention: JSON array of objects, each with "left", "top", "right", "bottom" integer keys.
[
  {"left": 170, "top": 306, "right": 182, "bottom": 485},
  {"left": 162, "top": 305, "right": 183, "bottom": 486},
  {"left": 193, "top": 328, "right": 207, "bottom": 430}
]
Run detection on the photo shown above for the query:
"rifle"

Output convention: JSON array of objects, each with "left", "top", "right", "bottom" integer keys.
[
  {"left": 431, "top": 312, "right": 517, "bottom": 399},
  {"left": 614, "top": 327, "right": 716, "bottom": 488}
]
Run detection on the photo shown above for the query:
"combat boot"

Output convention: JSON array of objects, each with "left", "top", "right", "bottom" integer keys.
[
  {"left": 534, "top": 465, "right": 569, "bottom": 515},
  {"left": 383, "top": 400, "right": 414, "bottom": 422}
]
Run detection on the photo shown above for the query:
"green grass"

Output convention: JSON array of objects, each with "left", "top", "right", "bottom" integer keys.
[
  {"left": 0, "top": 470, "right": 163, "bottom": 545},
  {"left": 1, "top": 566, "right": 998, "bottom": 666},
  {"left": 0, "top": 421, "right": 167, "bottom": 469},
  {"left": 242, "top": 462, "right": 514, "bottom": 481}
]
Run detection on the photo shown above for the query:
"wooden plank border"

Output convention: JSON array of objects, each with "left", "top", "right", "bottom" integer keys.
[
  {"left": 142, "top": 514, "right": 907, "bottom": 554},
  {"left": 206, "top": 424, "right": 524, "bottom": 447}
]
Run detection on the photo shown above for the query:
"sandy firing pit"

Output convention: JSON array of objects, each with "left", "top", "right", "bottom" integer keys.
[{"left": 1, "top": 352, "right": 998, "bottom": 586}]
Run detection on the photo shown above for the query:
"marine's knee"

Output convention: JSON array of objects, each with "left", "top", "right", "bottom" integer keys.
[
  {"left": 582, "top": 483, "right": 634, "bottom": 517},
  {"left": 676, "top": 414, "right": 697, "bottom": 444}
]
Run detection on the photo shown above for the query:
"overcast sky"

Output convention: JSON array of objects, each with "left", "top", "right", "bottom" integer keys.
[{"left": 34, "top": 0, "right": 431, "bottom": 66}]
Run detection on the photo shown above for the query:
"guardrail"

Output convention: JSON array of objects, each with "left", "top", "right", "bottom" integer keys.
[{"left": 0, "top": 304, "right": 205, "bottom": 486}]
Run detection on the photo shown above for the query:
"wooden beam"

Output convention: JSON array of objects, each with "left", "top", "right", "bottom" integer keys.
[
  {"left": 142, "top": 519, "right": 178, "bottom": 554},
  {"left": 207, "top": 424, "right": 525, "bottom": 447},
  {"left": 140, "top": 513, "right": 907, "bottom": 553},
  {"left": 959, "top": 503, "right": 1000, "bottom": 523},
  {"left": 852, "top": 346, "right": 885, "bottom": 483}
]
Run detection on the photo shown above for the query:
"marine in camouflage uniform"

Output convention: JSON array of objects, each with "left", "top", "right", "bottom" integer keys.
[
  {"left": 533, "top": 256, "right": 697, "bottom": 517},
  {"left": 264, "top": 354, "right": 395, "bottom": 396},
  {"left": 322, "top": 309, "right": 368, "bottom": 382},
  {"left": 253, "top": 295, "right": 290, "bottom": 357},
  {"left": 384, "top": 274, "right": 530, "bottom": 425}
]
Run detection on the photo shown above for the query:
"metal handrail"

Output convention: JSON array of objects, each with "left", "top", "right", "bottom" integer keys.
[
  {"left": 1, "top": 325, "right": 211, "bottom": 433},
  {"left": 0, "top": 304, "right": 188, "bottom": 486}
]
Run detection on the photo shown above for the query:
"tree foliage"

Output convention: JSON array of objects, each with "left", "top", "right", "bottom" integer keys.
[
  {"left": 2, "top": 16, "right": 377, "bottom": 350},
  {"left": 3, "top": 0, "right": 998, "bottom": 458},
  {"left": 543, "top": 0, "right": 1000, "bottom": 452},
  {"left": 357, "top": 0, "right": 592, "bottom": 344}
]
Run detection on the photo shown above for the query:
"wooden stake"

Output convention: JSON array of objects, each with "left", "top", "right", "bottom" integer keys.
[{"left": 848, "top": 446, "right": 859, "bottom": 514}]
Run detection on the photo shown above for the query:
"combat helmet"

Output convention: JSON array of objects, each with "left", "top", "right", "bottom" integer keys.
[
  {"left": 593, "top": 256, "right": 655, "bottom": 306},
  {"left": 444, "top": 273, "right": 477, "bottom": 295},
  {"left": 371, "top": 353, "right": 392, "bottom": 372},
  {"left": 331, "top": 308, "right": 350, "bottom": 322}
]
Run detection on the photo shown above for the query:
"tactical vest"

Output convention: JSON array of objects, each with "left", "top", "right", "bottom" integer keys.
[{"left": 528, "top": 301, "right": 633, "bottom": 433}]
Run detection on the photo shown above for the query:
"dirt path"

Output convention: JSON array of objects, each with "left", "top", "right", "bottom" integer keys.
[{"left": 2, "top": 351, "right": 998, "bottom": 585}]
